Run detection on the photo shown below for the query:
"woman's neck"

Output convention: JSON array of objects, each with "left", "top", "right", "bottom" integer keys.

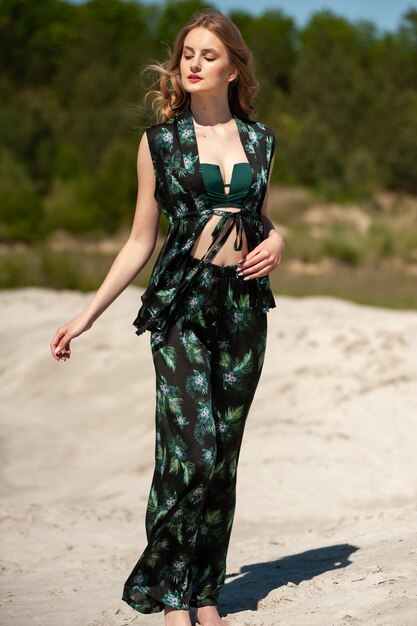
[{"left": 189, "top": 95, "right": 233, "bottom": 127}]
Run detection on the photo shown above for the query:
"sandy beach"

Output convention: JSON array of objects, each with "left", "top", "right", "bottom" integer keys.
[{"left": 1, "top": 285, "right": 417, "bottom": 625}]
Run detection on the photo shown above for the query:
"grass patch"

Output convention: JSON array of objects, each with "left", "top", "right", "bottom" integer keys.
[
  {"left": 320, "top": 225, "right": 365, "bottom": 265},
  {"left": 269, "top": 261, "right": 417, "bottom": 309},
  {"left": 0, "top": 243, "right": 155, "bottom": 291}
]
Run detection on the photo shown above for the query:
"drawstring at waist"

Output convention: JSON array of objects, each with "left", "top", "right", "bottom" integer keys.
[{"left": 202, "top": 209, "right": 244, "bottom": 263}]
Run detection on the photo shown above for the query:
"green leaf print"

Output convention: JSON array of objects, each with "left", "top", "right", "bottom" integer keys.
[
  {"left": 161, "top": 590, "right": 186, "bottom": 609},
  {"left": 223, "top": 405, "right": 245, "bottom": 424},
  {"left": 173, "top": 413, "right": 189, "bottom": 429},
  {"left": 147, "top": 486, "right": 158, "bottom": 514},
  {"left": 154, "top": 127, "right": 174, "bottom": 151},
  {"left": 170, "top": 147, "right": 186, "bottom": 170},
  {"left": 182, "top": 508, "right": 200, "bottom": 538},
  {"left": 168, "top": 435, "right": 187, "bottom": 463},
  {"left": 187, "top": 485, "right": 205, "bottom": 505},
  {"left": 144, "top": 544, "right": 164, "bottom": 569},
  {"left": 225, "top": 294, "right": 254, "bottom": 333},
  {"left": 179, "top": 330, "right": 205, "bottom": 364},
  {"left": 155, "top": 288, "right": 177, "bottom": 305},
  {"left": 166, "top": 509, "right": 185, "bottom": 544},
  {"left": 157, "top": 376, "right": 183, "bottom": 417},
  {"left": 214, "top": 404, "right": 244, "bottom": 441},
  {"left": 204, "top": 508, "right": 223, "bottom": 529},
  {"left": 166, "top": 554, "right": 189, "bottom": 583},
  {"left": 265, "top": 133, "right": 274, "bottom": 162},
  {"left": 155, "top": 439, "right": 167, "bottom": 476},
  {"left": 218, "top": 350, "right": 254, "bottom": 391},
  {"left": 202, "top": 446, "right": 216, "bottom": 466},
  {"left": 181, "top": 293, "right": 208, "bottom": 327},
  {"left": 177, "top": 118, "right": 195, "bottom": 144},
  {"left": 185, "top": 369, "right": 209, "bottom": 399},
  {"left": 181, "top": 459, "right": 196, "bottom": 486},
  {"left": 211, "top": 457, "right": 226, "bottom": 479},
  {"left": 168, "top": 435, "right": 196, "bottom": 486},
  {"left": 203, "top": 299, "right": 219, "bottom": 315},
  {"left": 159, "top": 344, "right": 177, "bottom": 370},
  {"left": 225, "top": 289, "right": 250, "bottom": 309},
  {"left": 159, "top": 488, "right": 178, "bottom": 514},
  {"left": 170, "top": 174, "right": 186, "bottom": 195},
  {"left": 183, "top": 151, "right": 199, "bottom": 174},
  {"left": 131, "top": 569, "right": 149, "bottom": 586},
  {"left": 194, "top": 400, "right": 215, "bottom": 444}
]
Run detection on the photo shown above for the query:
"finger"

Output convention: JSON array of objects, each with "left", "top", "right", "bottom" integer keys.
[
  {"left": 52, "top": 333, "right": 72, "bottom": 360},
  {"left": 240, "top": 248, "right": 271, "bottom": 270},
  {"left": 238, "top": 248, "right": 262, "bottom": 266},
  {"left": 240, "top": 251, "right": 270, "bottom": 273},
  {"left": 243, "top": 265, "right": 274, "bottom": 280},
  {"left": 241, "top": 260, "right": 272, "bottom": 279},
  {"left": 51, "top": 331, "right": 66, "bottom": 360}
]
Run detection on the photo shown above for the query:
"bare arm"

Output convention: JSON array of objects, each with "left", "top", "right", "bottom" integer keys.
[
  {"left": 50, "top": 131, "right": 161, "bottom": 360},
  {"left": 81, "top": 132, "right": 160, "bottom": 325}
]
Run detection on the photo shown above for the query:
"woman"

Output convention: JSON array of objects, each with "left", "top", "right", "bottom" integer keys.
[{"left": 50, "top": 9, "right": 284, "bottom": 626}]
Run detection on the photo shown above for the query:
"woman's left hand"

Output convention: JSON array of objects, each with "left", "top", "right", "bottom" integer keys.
[{"left": 236, "top": 231, "right": 285, "bottom": 280}]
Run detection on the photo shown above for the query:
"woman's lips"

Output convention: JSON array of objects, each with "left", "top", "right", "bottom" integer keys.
[{"left": 188, "top": 76, "right": 202, "bottom": 82}]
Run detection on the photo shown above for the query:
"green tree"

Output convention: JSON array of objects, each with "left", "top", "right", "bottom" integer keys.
[
  {"left": 0, "top": 148, "right": 44, "bottom": 241},
  {"left": 156, "top": 0, "right": 216, "bottom": 47}
]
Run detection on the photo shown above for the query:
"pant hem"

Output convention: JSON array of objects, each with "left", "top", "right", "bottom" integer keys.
[{"left": 122, "top": 581, "right": 192, "bottom": 614}]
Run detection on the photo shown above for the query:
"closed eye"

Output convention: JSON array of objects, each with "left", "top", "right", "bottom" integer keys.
[{"left": 184, "top": 55, "right": 215, "bottom": 62}]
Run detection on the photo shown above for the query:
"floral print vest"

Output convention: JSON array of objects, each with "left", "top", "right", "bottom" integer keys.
[{"left": 132, "top": 104, "right": 277, "bottom": 339}]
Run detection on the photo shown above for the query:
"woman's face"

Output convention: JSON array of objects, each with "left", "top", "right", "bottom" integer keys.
[{"left": 179, "top": 27, "right": 237, "bottom": 95}]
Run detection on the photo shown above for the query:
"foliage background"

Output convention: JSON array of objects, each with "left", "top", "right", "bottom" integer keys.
[{"left": 0, "top": 0, "right": 416, "bottom": 307}]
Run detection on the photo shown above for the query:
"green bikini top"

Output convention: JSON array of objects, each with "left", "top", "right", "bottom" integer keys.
[{"left": 200, "top": 162, "right": 252, "bottom": 208}]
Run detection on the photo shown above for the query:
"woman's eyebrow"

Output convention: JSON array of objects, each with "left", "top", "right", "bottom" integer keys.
[{"left": 183, "top": 45, "right": 218, "bottom": 53}]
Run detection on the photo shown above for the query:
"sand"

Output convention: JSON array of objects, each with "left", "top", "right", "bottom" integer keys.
[{"left": 1, "top": 285, "right": 417, "bottom": 625}]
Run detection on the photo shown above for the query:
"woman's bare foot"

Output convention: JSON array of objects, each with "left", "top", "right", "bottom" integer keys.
[
  {"left": 195, "top": 605, "right": 231, "bottom": 626},
  {"left": 164, "top": 605, "right": 193, "bottom": 626}
]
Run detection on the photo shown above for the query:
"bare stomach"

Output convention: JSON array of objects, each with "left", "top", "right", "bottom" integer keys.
[{"left": 190, "top": 208, "right": 249, "bottom": 267}]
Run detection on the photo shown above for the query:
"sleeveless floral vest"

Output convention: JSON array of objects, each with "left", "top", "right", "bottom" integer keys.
[{"left": 132, "top": 104, "right": 277, "bottom": 339}]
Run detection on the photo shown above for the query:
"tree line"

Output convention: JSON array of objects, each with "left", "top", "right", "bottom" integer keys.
[{"left": 0, "top": 0, "right": 416, "bottom": 242}]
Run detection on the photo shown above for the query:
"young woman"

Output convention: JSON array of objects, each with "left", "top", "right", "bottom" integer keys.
[{"left": 50, "top": 9, "right": 284, "bottom": 626}]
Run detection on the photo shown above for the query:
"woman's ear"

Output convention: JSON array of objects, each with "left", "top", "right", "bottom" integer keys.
[{"left": 228, "top": 65, "right": 239, "bottom": 83}]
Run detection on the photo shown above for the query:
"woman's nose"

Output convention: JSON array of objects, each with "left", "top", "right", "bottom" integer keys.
[{"left": 190, "top": 58, "right": 201, "bottom": 72}]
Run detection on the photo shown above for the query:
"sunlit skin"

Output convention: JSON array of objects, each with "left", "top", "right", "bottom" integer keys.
[{"left": 179, "top": 27, "right": 285, "bottom": 288}]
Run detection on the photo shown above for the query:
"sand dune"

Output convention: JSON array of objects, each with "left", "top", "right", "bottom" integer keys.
[{"left": 1, "top": 285, "right": 417, "bottom": 625}]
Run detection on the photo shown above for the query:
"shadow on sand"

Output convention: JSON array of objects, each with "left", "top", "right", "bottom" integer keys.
[{"left": 220, "top": 543, "right": 359, "bottom": 614}]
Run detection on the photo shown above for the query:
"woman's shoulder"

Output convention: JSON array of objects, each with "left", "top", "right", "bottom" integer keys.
[
  {"left": 251, "top": 118, "right": 276, "bottom": 139},
  {"left": 142, "top": 118, "right": 175, "bottom": 153},
  {"left": 242, "top": 118, "right": 276, "bottom": 163},
  {"left": 240, "top": 115, "right": 276, "bottom": 143}
]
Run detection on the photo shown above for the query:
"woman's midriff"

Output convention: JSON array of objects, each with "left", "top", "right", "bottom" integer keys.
[{"left": 189, "top": 207, "right": 249, "bottom": 267}]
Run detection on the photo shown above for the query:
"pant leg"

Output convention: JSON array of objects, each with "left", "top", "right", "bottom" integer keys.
[
  {"left": 122, "top": 277, "right": 220, "bottom": 614},
  {"left": 189, "top": 276, "right": 268, "bottom": 608}
]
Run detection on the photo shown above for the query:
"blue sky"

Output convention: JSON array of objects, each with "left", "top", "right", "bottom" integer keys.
[
  {"left": 69, "top": 0, "right": 415, "bottom": 33},
  {"left": 216, "top": 0, "right": 414, "bottom": 32}
]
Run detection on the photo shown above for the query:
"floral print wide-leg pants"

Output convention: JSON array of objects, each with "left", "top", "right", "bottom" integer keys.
[{"left": 122, "top": 255, "right": 267, "bottom": 614}]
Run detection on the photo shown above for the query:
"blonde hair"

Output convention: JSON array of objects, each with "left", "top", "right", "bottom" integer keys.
[{"left": 140, "top": 8, "right": 259, "bottom": 123}]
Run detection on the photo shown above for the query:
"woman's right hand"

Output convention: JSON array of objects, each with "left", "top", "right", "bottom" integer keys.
[{"left": 50, "top": 313, "right": 94, "bottom": 362}]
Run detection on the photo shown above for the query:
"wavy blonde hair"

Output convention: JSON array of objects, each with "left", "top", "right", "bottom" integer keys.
[{"left": 140, "top": 8, "right": 259, "bottom": 123}]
